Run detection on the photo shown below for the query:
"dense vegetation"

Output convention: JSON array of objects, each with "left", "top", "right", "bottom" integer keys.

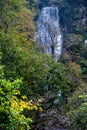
[{"left": 0, "top": 0, "right": 87, "bottom": 130}]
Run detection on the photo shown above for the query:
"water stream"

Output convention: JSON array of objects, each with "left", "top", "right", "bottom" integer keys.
[{"left": 36, "top": 7, "right": 63, "bottom": 60}]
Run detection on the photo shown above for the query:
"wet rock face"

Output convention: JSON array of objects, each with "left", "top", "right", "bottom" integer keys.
[{"left": 36, "top": 7, "right": 62, "bottom": 60}]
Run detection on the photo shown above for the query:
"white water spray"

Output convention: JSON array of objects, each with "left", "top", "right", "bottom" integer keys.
[{"left": 36, "top": 7, "right": 63, "bottom": 60}]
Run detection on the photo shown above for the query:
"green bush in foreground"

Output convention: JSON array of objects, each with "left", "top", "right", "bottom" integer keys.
[{"left": 0, "top": 65, "right": 42, "bottom": 130}]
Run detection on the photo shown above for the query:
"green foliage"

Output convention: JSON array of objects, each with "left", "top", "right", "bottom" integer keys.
[
  {"left": 0, "top": 31, "right": 49, "bottom": 97},
  {"left": 73, "top": 102, "right": 87, "bottom": 130},
  {"left": 18, "top": 52, "right": 49, "bottom": 97},
  {"left": 67, "top": 85, "right": 87, "bottom": 130},
  {"left": 0, "top": 0, "right": 35, "bottom": 37},
  {"left": 65, "top": 0, "right": 87, "bottom": 7},
  {"left": 0, "top": 64, "right": 42, "bottom": 130},
  {"left": 46, "top": 61, "right": 70, "bottom": 95},
  {"left": 66, "top": 62, "right": 82, "bottom": 89},
  {"left": 1, "top": 0, "right": 87, "bottom": 129},
  {"left": 28, "top": 0, "right": 40, "bottom": 9},
  {"left": 0, "top": 32, "right": 21, "bottom": 78},
  {"left": 0, "top": 65, "right": 27, "bottom": 130},
  {"left": 0, "top": 0, "right": 44, "bottom": 129}
]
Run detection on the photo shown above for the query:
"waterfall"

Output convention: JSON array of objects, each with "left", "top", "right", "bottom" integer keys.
[{"left": 36, "top": 7, "right": 63, "bottom": 60}]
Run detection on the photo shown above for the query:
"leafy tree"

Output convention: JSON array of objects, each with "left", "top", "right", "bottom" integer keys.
[
  {"left": 0, "top": 31, "right": 49, "bottom": 97},
  {"left": 66, "top": 62, "right": 82, "bottom": 89},
  {"left": 0, "top": 61, "right": 42, "bottom": 130},
  {"left": 46, "top": 61, "right": 70, "bottom": 95},
  {"left": 67, "top": 85, "right": 87, "bottom": 130}
]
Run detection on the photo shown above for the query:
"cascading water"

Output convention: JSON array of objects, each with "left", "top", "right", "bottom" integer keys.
[{"left": 36, "top": 7, "right": 63, "bottom": 61}]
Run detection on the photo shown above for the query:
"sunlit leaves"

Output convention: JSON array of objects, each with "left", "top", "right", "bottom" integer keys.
[{"left": 0, "top": 65, "right": 42, "bottom": 130}]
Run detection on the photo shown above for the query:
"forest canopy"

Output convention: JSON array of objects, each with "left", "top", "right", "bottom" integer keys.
[{"left": 0, "top": 0, "right": 87, "bottom": 130}]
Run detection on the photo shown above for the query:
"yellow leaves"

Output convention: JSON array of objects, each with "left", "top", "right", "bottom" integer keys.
[
  {"left": 38, "top": 98, "right": 43, "bottom": 103},
  {"left": 15, "top": 90, "right": 20, "bottom": 95},
  {"left": 11, "top": 98, "right": 27, "bottom": 111},
  {"left": 11, "top": 100, "right": 18, "bottom": 108},
  {"left": 21, "top": 95, "right": 27, "bottom": 100},
  {"left": 19, "top": 100, "right": 27, "bottom": 109},
  {"left": 10, "top": 96, "right": 42, "bottom": 129},
  {"left": 32, "top": 105, "right": 38, "bottom": 110},
  {"left": 21, "top": 114, "right": 26, "bottom": 120},
  {"left": 39, "top": 107, "right": 43, "bottom": 112},
  {"left": 11, "top": 96, "right": 43, "bottom": 112},
  {"left": 27, "top": 125, "right": 31, "bottom": 130}
]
